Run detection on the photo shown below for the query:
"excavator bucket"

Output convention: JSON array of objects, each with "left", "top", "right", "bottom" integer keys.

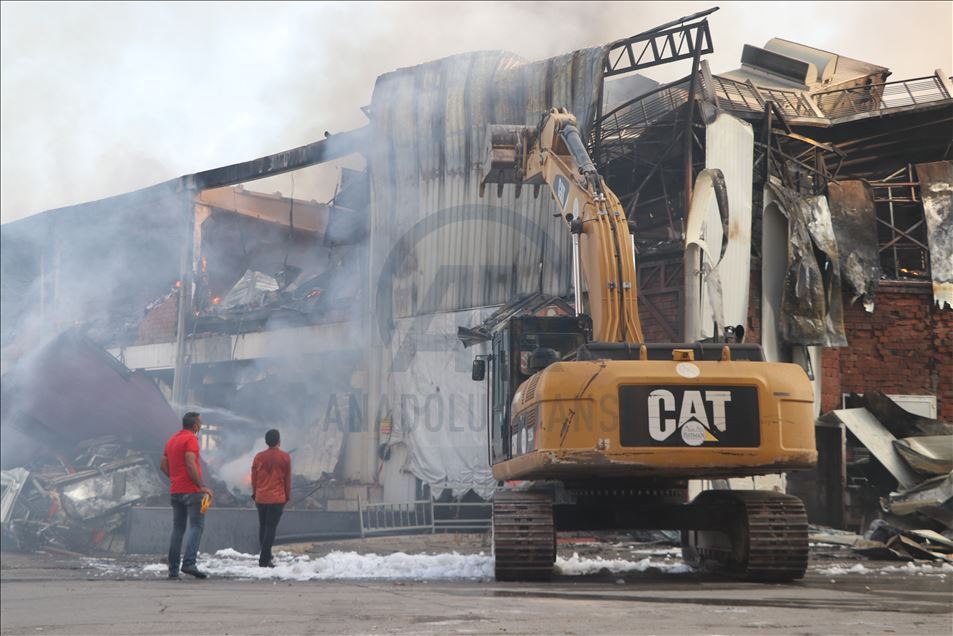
[{"left": 480, "top": 124, "right": 536, "bottom": 197}]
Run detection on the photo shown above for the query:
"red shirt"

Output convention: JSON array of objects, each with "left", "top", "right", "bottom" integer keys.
[
  {"left": 164, "top": 429, "right": 203, "bottom": 494},
  {"left": 251, "top": 447, "right": 292, "bottom": 504}
]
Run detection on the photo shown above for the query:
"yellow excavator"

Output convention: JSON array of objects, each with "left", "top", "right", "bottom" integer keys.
[{"left": 471, "top": 109, "right": 817, "bottom": 581}]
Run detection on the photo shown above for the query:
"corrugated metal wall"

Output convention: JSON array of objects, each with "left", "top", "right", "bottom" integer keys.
[{"left": 368, "top": 47, "right": 608, "bottom": 321}]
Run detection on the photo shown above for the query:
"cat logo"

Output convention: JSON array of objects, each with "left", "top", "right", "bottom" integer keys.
[
  {"left": 619, "top": 384, "right": 759, "bottom": 448},
  {"left": 647, "top": 389, "right": 732, "bottom": 446}
]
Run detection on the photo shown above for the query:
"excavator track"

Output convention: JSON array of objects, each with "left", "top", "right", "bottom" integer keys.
[
  {"left": 682, "top": 490, "right": 809, "bottom": 581},
  {"left": 493, "top": 490, "right": 556, "bottom": 581}
]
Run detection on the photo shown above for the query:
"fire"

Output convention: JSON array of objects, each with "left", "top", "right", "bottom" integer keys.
[
  {"left": 212, "top": 296, "right": 221, "bottom": 305},
  {"left": 242, "top": 472, "right": 252, "bottom": 487},
  {"left": 174, "top": 280, "right": 182, "bottom": 289}
]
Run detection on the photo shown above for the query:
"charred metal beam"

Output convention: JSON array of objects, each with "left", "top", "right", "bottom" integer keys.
[
  {"left": 682, "top": 26, "right": 704, "bottom": 217},
  {"left": 761, "top": 102, "right": 773, "bottom": 185},
  {"left": 603, "top": 9, "right": 717, "bottom": 78},
  {"left": 194, "top": 127, "right": 370, "bottom": 191}
]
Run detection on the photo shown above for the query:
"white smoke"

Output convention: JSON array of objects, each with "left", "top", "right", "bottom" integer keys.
[{"left": 3, "top": 2, "right": 950, "bottom": 222}]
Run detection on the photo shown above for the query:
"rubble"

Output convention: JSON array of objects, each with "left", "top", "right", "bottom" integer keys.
[
  {"left": 192, "top": 258, "right": 361, "bottom": 334},
  {"left": 0, "top": 333, "right": 241, "bottom": 554},
  {"left": 0, "top": 438, "right": 166, "bottom": 553},
  {"left": 861, "top": 390, "right": 953, "bottom": 438},
  {"left": 802, "top": 393, "right": 953, "bottom": 567},
  {"left": 810, "top": 520, "right": 953, "bottom": 565},
  {"left": 821, "top": 408, "right": 920, "bottom": 489},
  {"left": 893, "top": 436, "right": 953, "bottom": 476},
  {"left": 858, "top": 519, "right": 953, "bottom": 563},
  {"left": 884, "top": 473, "right": 953, "bottom": 527},
  {"left": 219, "top": 269, "right": 279, "bottom": 312}
]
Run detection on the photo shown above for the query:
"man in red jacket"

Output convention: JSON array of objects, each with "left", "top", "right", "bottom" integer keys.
[
  {"left": 160, "top": 412, "right": 213, "bottom": 579},
  {"left": 251, "top": 429, "right": 292, "bottom": 568}
]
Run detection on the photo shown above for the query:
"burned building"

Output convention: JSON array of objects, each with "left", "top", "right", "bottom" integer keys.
[
  {"left": 590, "top": 31, "right": 953, "bottom": 418},
  {"left": 0, "top": 130, "right": 378, "bottom": 517},
  {"left": 2, "top": 8, "right": 951, "bottom": 546}
]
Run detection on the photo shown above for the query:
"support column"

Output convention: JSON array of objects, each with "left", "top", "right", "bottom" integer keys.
[{"left": 171, "top": 178, "right": 197, "bottom": 407}]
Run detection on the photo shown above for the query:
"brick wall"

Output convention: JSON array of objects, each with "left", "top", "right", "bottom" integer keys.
[
  {"left": 820, "top": 282, "right": 952, "bottom": 420},
  {"left": 637, "top": 257, "right": 683, "bottom": 342},
  {"left": 746, "top": 264, "right": 762, "bottom": 344},
  {"left": 638, "top": 262, "right": 764, "bottom": 344},
  {"left": 638, "top": 261, "right": 951, "bottom": 420},
  {"left": 137, "top": 293, "right": 178, "bottom": 344},
  {"left": 640, "top": 290, "right": 682, "bottom": 342}
]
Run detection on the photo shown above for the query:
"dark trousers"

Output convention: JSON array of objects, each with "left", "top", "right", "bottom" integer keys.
[
  {"left": 169, "top": 493, "right": 205, "bottom": 573},
  {"left": 256, "top": 503, "right": 284, "bottom": 565}
]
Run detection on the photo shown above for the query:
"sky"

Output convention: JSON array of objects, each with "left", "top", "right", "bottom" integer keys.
[{"left": 1, "top": 1, "right": 951, "bottom": 223}]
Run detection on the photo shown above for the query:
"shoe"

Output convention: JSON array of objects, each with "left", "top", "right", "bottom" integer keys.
[
  {"left": 168, "top": 572, "right": 180, "bottom": 579},
  {"left": 259, "top": 560, "right": 276, "bottom": 568},
  {"left": 181, "top": 566, "right": 208, "bottom": 579}
]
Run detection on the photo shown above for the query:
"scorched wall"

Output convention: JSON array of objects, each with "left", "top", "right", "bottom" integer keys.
[{"left": 821, "top": 281, "right": 952, "bottom": 419}]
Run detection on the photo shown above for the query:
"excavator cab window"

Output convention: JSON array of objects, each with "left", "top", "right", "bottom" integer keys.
[
  {"left": 488, "top": 315, "right": 590, "bottom": 464},
  {"left": 518, "top": 333, "right": 582, "bottom": 375},
  {"left": 490, "top": 331, "right": 510, "bottom": 463}
]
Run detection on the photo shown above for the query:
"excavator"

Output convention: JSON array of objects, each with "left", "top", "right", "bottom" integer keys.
[{"left": 471, "top": 108, "right": 817, "bottom": 581}]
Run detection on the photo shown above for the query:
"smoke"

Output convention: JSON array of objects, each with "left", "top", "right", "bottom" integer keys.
[
  {"left": 0, "top": 155, "right": 369, "bottom": 496},
  {"left": 3, "top": 2, "right": 950, "bottom": 223}
]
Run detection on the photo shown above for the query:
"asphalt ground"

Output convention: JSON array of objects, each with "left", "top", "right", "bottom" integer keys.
[{"left": 1, "top": 538, "right": 951, "bottom": 635}]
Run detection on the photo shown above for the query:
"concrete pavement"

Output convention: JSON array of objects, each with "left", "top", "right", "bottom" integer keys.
[{"left": 2, "top": 552, "right": 951, "bottom": 635}]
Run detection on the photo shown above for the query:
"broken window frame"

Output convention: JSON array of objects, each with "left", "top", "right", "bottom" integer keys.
[{"left": 869, "top": 165, "right": 931, "bottom": 281}]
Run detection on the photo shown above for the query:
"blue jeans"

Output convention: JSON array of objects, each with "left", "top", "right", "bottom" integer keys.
[{"left": 168, "top": 493, "right": 205, "bottom": 573}]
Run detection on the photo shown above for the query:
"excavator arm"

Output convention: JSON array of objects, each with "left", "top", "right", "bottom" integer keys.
[{"left": 482, "top": 109, "right": 643, "bottom": 343}]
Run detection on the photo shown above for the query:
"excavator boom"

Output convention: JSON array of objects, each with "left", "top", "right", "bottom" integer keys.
[{"left": 482, "top": 110, "right": 643, "bottom": 343}]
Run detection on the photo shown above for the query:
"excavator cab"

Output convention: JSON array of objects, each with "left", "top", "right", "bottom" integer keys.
[{"left": 485, "top": 315, "right": 590, "bottom": 464}]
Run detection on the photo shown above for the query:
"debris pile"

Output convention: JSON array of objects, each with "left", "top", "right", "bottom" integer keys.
[
  {"left": 0, "top": 331, "right": 238, "bottom": 554},
  {"left": 807, "top": 392, "right": 952, "bottom": 564},
  {"left": 1, "top": 437, "right": 167, "bottom": 553},
  {"left": 810, "top": 522, "right": 953, "bottom": 565},
  {"left": 1, "top": 435, "right": 241, "bottom": 555},
  {"left": 188, "top": 263, "right": 358, "bottom": 334}
]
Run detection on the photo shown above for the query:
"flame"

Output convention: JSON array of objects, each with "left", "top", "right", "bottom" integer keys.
[
  {"left": 212, "top": 296, "right": 221, "bottom": 305},
  {"left": 175, "top": 280, "right": 182, "bottom": 289},
  {"left": 242, "top": 472, "right": 252, "bottom": 487}
]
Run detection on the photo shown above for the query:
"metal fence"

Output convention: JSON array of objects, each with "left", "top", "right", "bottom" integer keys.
[
  {"left": 709, "top": 76, "right": 817, "bottom": 119},
  {"left": 758, "top": 87, "right": 817, "bottom": 117},
  {"left": 813, "top": 75, "right": 951, "bottom": 119},
  {"left": 596, "top": 74, "right": 818, "bottom": 149},
  {"left": 591, "top": 71, "right": 951, "bottom": 175},
  {"left": 357, "top": 499, "right": 492, "bottom": 536},
  {"left": 594, "top": 76, "right": 692, "bottom": 164},
  {"left": 432, "top": 501, "right": 493, "bottom": 533},
  {"left": 358, "top": 499, "right": 434, "bottom": 537},
  {"left": 709, "top": 75, "right": 763, "bottom": 114}
]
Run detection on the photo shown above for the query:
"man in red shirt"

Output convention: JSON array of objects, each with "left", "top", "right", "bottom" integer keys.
[
  {"left": 251, "top": 429, "right": 292, "bottom": 568},
  {"left": 160, "top": 412, "right": 213, "bottom": 579}
]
